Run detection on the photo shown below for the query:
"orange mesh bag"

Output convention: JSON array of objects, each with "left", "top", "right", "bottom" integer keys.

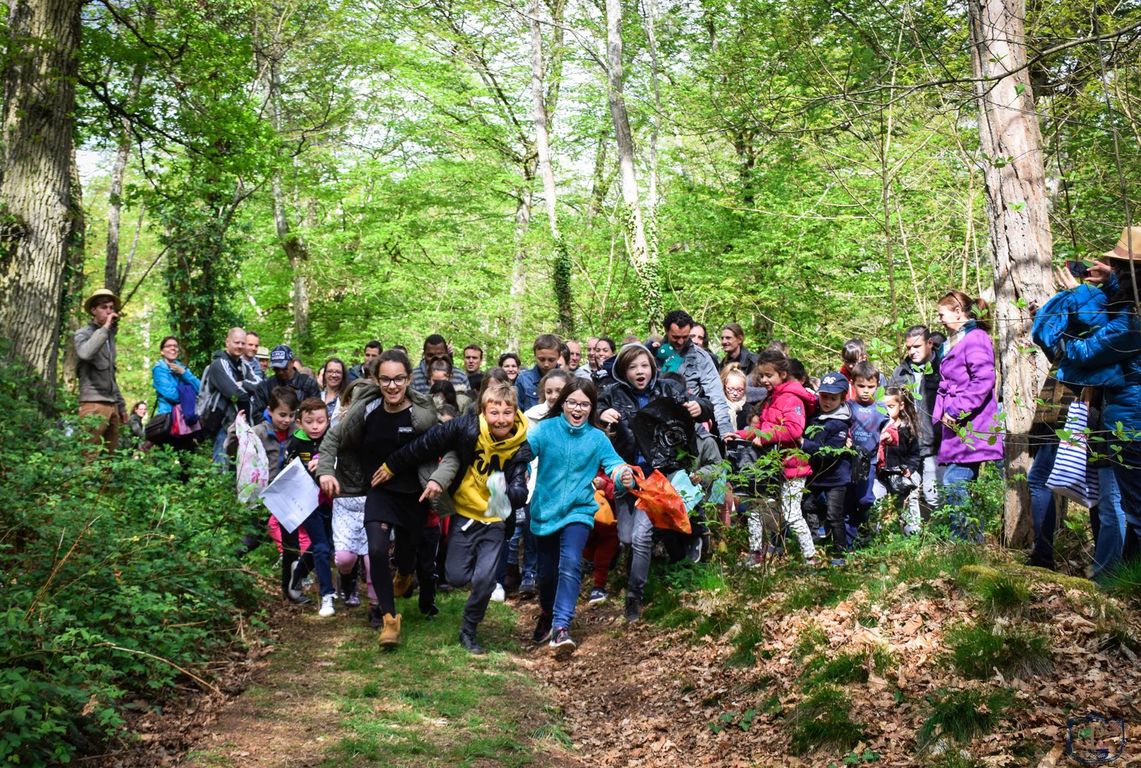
[{"left": 629, "top": 466, "right": 691, "bottom": 534}]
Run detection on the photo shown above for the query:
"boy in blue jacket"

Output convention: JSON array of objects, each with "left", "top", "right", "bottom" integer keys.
[{"left": 801, "top": 372, "right": 854, "bottom": 565}]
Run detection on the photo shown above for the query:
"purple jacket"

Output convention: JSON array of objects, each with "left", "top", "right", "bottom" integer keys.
[{"left": 932, "top": 326, "right": 1004, "bottom": 464}]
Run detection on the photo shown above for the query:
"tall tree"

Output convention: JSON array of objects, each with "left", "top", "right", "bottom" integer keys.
[
  {"left": 968, "top": 0, "right": 1054, "bottom": 546},
  {"left": 0, "top": 0, "right": 83, "bottom": 399}
]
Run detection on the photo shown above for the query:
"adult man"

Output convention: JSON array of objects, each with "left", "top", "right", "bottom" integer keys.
[
  {"left": 663, "top": 309, "right": 734, "bottom": 436},
  {"left": 463, "top": 343, "right": 485, "bottom": 392},
  {"left": 348, "top": 340, "right": 383, "bottom": 383},
  {"left": 410, "top": 334, "right": 471, "bottom": 393},
  {"left": 243, "top": 331, "right": 266, "bottom": 382},
  {"left": 201, "top": 327, "right": 260, "bottom": 462},
  {"left": 253, "top": 345, "right": 320, "bottom": 420},
  {"left": 718, "top": 323, "right": 757, "bottom": 374},
  {"left": 585, "top": 336, "right": 600, "bottom": 373},
  {"left": 565, "top": 339, "right": 592, "bottom": 380},
  {"left": 889, "top": 325, "right": 942, "bottom": 516},
  {"left": 515, "top": 334, "right": 562, "bottom": 411},
  {"left": 74, "top": 288, "right": 127, "bottom": 449}
]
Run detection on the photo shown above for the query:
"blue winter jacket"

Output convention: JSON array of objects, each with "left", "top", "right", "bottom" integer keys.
[
  {"left": 152, "top": 360, "right": 201, "bottom": 415},
  {"left": 1062, "top": 305, "right": 1141, "bottom": 431},
  {"left": 802, "top": 404, "right": 853, "bottom": 489},
  {"left": 1032, "top": 281, "right": 1123, "bottom": 387}
]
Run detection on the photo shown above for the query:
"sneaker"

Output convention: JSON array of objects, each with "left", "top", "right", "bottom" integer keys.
[
  {"left": 490, "top": 583, "right": 506, "bottom": 603},
  {"left": 549, "top": 627, "right": 576, "bottom": 657},
  {"left": 746, "top": 551, "right": 766, "bottom": 569},
  {"left": 517, "top": 577, "right": 537, "bottom": 598},
  {"left": 284, "top": 591, "right": 312, "bottom": 606},
  {"left": 532, "top": 612, "right": 553, "bottom": 644},
  {"left": 459, "top": 630, "right": 486, "bottom": 655},
  {"left": 588, "top": 588, "right": 607, "bottom": 605},
  {"left": 803, "top": 557, "right": 817, "bottom": 568},
  {"left": 830, "top": 557, "right": 847, "bottom": 568},
  {"left": 319, "top": 594, "right": 335, "bottom": 617},
  {"left": 344, "top": 590, "right": 361, "bottom": 608},
  {"left": 287, "top": 561, "right": 307, "bottom": 602},
  {"left": 624, "top": 595, "right": 643, "bottom": 623},
  {"left": 368, "top": 604, "right": 382, "bottom": 629},
  {"left": 686, "top": 537, "right": 703, "bottom": 563},
  {"left": 902, "top": 524, "right": 920, "bottom": 537}
]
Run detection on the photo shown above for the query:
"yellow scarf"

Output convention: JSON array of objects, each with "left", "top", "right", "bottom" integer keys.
[{"left": 453, "top": 411, "right": 529, "bottom": 523}]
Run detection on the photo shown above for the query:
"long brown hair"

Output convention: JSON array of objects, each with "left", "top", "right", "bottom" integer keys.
[{"left": 938, "top": 289, "right": 991, "bottom": 332}]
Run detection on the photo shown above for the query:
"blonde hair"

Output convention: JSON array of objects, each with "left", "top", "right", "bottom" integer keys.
[{"left": 480, "top": 379, "right": 517, "bottom": 410}]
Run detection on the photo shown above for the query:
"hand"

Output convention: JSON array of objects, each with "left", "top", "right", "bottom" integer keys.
[
  {"left": 879, "top": 428, "right": 894, "bottom": 444},
  {"left": 751, "top": 436, "right": 764, "bottom": 448},
  {"left": 1054, "top": 265, "right": 1079, "bottom": 291},
  {"left": 592, "top": 476, "right": 606, "bottom": 489},
  {"left": 902, "top": 468, "right": 911, "bottom": 477},
  {"left": 419, "top": 480, "right": 443, "bottom": 503},
  {"left": 618, "top": 467, "right": 635, "bottom": 489},
  {"left": 845, "top": 435, "right": 853, "bottom": 449},
  {"left": 599, "top": 408, "right": 622, "bottom": 425},
  {"left": 371, "top": 465, "right": 393, "bottom": 487},
  {"left": 684, "top": 400, "right": 702, "bottom": 419},
  {"left": 307, "top": 458, "right": 319, "bottom": 473},
  {"left": 319, "top": 474, "right": 340, "bottom": 497},
  {"left": 168, "top": 363, "right": 186, "bottom": 376},
  {"left": 102, "top": 311, "right": 120, "bottom": 329},
  {"left": 940, "top": 413, "right": 957, "bottom": 430},
  {"left": 723, "top": 432, "right": 740, "bottom": 442},
  {"left": 1086, "top": 260, "right": 1112, "bottom": 285}
]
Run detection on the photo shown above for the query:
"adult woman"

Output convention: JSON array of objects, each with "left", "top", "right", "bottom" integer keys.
[
  {"left": 321, "top": 357, "right": 347, "bottom": 419},
  {"left": 1054, "top": 228, "right": 1141, "bottom": 565},
  {"left": 598, "top": 344, "right": 711, "bottom": 622},
  {"left": 151, "top": 336, "right": 201, "bottom": 448},
  {"left": 317, "top": 350, "right": 456, "bottom": 648},
  {"left": 529, "top": 379, "right": 634, "bottom": 655},
  {"left": 498, "top": 353, "right": 521, "bottom": 383},
  {"left": 127, "top": 402, "right": 148, "bottom": 442},
  {"left": 932, "top": 290, "right": 1003, "bottom": 539}
]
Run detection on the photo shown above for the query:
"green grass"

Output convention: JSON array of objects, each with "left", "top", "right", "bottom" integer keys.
[
  {"left": 727, "top": 622, "right": 767, "bottom": 667},
  {"left": 964, "top": 570, "right": 1031, "bottom": 617},
  {"left": 917, "top": 687, "right": 1013, "bottom": 750},
  {"left": 787, "top": 685, "right": 865, "bottom": 755},
  {"left": 800, "top": 647, "right": 894, "bottom": 689},
  {"left": 944, "top": 622, "right": 1052, "bottom": 680},
  {"left": 1101, "top": 557, "right": 1141, "bottom": 602},
  {"left": 782, "top": 568, "right": 863, "bottom": 611}
]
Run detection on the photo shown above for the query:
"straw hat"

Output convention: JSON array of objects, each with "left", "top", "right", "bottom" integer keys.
[
  {"left": 1105, "top": 226, "right": 1141, "bottom": 262},
  {"left": 84, "top": 288, "right": 121, "bottom": 313}
]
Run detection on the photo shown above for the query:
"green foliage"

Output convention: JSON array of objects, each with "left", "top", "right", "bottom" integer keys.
[
  {"left": 961, "top": 569, "right": 1032, "bottom": 617},
  {"left": 917, "top": 687, "right": 1013, "bottom": 750},
  {"left": 1101, "top": 557, "right": 1141, "bottom": 603},
  {"left": 0, "top": 354, "right": 260, "bottom": 763},
  {"left": 801, "top": 647, "right": 894, "bottom": 689},
  {"left": 782, "top": 567, "right": 863, "bottom": 611},
  {"left": 787, "top": 685, "right": 865, "bottom": 755},
  {"left": 944, "top": 622, "right": 1052, "bottom": 680}
]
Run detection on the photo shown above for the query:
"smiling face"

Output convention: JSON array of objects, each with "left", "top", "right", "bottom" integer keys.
[
  {"left": 625, "top": 352, "right": 654, "bottom": 391},
  {"left": 160, "top": 338, "right": 180, "bottom": 363},
  {"left": 501, "top": 357, "right": 519, "bottom": 380},
  {"left": 562, "top": 390, "right": 593, "bottom": 427},
  {"left": 593, "top": 341, "right": 614, "bottom": 363},
  {"left": 324, "top": 361, "right": 344, "bottom": 390},
  {"left": 376, "top": 360, "right": 411, "bottom": 407},
  {"left": 483, "top": 400, "right": 516, "bottom": 440},
  {"left": 134, "top": 402, "right": 148, "bottom": 418},
  {"left": 542, "top": 378, "right": 566, "bottom": 408},
  {"left": 753, "top": 363, "right": 786, "bottom": 392},
  {"left": 244, "top": 333, "right": 259, "bottom": 359},
  {"left": 269, "top": 403, "right": 295, "bottom": 433},
  {"left": 720, "top": 329, "right": 741, "bottom": 356},
  {"left": 904, "top": 334, "right": 929, "bottom": 364}
]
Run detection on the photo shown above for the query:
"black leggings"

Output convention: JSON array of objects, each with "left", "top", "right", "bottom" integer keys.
[{"left": 366, "top": 521, "right": 414, "bottom": 617}]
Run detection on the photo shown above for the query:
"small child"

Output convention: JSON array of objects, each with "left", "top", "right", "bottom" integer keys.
[
  {"left": 878, "top": 386, "right": 922, "bottom": 535},
  {"left": 800, "top": 372, "right": 854, "bottom": 565},
  {"left": 282, "top": 396, "right": 338, "bottom": 617},
  {"left": 844, "top": 361, "right": 895, "bottom": 545}
]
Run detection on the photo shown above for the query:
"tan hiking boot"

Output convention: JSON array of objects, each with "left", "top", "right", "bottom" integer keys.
[
  {"left": 379, "top": 613, "right": 402, "bottom": 648},
  {"left": 393, "top": 571, "right": 414, "bottom": 597}
]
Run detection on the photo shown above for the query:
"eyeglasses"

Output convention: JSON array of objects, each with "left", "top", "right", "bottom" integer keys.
[
  {"left": 161, "top": 342, "right": 179, "bottom": 350},
  {"left": 725, "top": 386, "right": 745, "bottom": 395},
  {"left": 378, "top": 375, "right": 409, "bottom": 388},
  {"left": 564, "top": 400, "right": 592, "bottom": 412}
]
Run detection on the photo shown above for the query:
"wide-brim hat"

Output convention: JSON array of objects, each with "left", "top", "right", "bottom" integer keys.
[
  {"left": 1104, "top": 226, "right": 1141, "bottom": 262},
  {"left": 84, "top": 288, "right": 121, "bottom": 313}
]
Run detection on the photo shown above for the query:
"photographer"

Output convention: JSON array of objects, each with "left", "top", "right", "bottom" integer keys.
[{"left": 74, "top": 288, "right": 127, "bottom": 450}]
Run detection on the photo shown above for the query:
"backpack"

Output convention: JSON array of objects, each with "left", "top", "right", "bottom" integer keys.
[
  {"left": 195, "top": 363, "right": 227, "bottom": 435},
  {"left": 630, "top": 398, "right": 696, "bottom": 474}
]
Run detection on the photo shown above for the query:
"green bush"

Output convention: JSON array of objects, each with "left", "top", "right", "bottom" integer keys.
[
  {"left": 917, "top": 687, "right": 1013, "bottom": 750},
  {"left": 787, "top": 685, "right": 865, "bottom": 754},
  {"left": 944, "top": 622, "right": 1052, "bottom": 680},
  {"left": 0, "top": 355, "right": 261, "bottom": 764}
]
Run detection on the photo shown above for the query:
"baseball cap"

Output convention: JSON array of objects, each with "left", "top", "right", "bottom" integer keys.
[
  {"left": 817, "top": 371, "right": 849, "bottom": 395},
  {"left": 269, "top": 344, "right": 294, "bottom": 369}
]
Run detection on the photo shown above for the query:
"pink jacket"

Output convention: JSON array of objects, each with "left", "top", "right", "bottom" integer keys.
[{"left": 755, "top": 379, "right": 818, "bottom": 479}]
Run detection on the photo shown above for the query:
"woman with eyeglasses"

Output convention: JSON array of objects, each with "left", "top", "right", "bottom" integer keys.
[
  {"left": 528, "top": 378, "right": 634, "bottom": 656},
  {"left": 151, "top": 335, "right": 202, "bottom": 449},
  {"left": 317, "top": 350, "right": 458, "bottom": 648}
]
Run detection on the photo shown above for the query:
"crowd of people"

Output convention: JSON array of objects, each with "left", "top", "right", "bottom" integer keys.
[{"left": 70, "top": 226, "right": 1141, "bottom": 656}]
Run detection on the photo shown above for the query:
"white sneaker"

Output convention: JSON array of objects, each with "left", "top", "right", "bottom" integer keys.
[
  {"left": 490, "top": 583, "right": 506, "bottom": 603},
  {"left": 319, "top": 594, "right": 335, "bottom": 617}
]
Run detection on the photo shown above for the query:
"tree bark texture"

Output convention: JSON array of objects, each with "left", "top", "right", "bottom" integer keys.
[
  {"left": 604, "top": 0, "right": 660, "bottom": 329},
  {"left": 968, "top": 0, "right": 1055, "bottom": 547},
  {"left": 0, "top": 0, "right": 82, "bottom": 399},
  {"left": 529, "top": 0, "right": 572, "bottom": 335}
]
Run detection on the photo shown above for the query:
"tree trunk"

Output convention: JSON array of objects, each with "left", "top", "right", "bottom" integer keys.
[
  {"left": 507, "top": 184, "right": 534, "bottom": 352},
  {"left": 529, "top": 0, "right": 572, "bottom": 334},
  {"left": 60, "top": 146, "right": 86, "bottom": 393},
  {"left": 0, "top": 0, "right": 82, "bottom": 401},
  {"left": 604, "top": 0, "right": 660, "bottom": 329},
  {"left": 968, "top": 0, "right": 1055, "bottom": 547}
]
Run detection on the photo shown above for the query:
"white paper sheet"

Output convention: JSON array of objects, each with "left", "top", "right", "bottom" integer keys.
[{"left": 260, "top": 457, "right": 319, "bottom": 533}]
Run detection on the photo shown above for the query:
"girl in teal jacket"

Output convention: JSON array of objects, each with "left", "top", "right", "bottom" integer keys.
[{"left": 528, "top": 379, "right": 633, "bottom": 656}]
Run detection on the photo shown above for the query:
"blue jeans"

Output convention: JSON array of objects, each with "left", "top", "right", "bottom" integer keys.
[
  {"left": 941, "top": 462, "right": 982, "bottom": 541},
  {"left": 1110, "top": 437, "right": 1141, "bottom": 563},
  {"left": 1093, "top": 468, "right": 1126, "bottom": 580},
  {"left": 212, "top": 428, "right": 228, "bottom": 466},
  {"left": 537, "top": 522, "right": 592, "bottom": 631},
  {"left": 1027, "top": 442, "right": 1058, "bottom": 567}
]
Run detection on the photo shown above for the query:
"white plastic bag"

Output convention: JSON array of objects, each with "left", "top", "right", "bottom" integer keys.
[{"left": 234, "top": 413, "right": 270, "bottom": 505}]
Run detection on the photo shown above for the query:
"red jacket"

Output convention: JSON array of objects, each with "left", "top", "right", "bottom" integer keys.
[{"left": 755, "top": 379, "right": 817, "bottom": 479}]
